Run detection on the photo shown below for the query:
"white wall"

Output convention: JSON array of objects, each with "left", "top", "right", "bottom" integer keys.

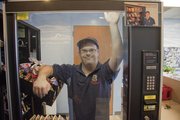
[
  {"left": 164, "top": 18, "right": 180, "bottom": 47},
  {"left": 38, "top": 25, "right": 73, "bottom": 65}
]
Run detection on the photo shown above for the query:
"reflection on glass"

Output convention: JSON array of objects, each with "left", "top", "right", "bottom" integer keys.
[
  {"left": 18, "top": 11, "right": 123, "bottom": 120},
  {"left": 17, "top": 21, "right": 41, "bottom": 63}
]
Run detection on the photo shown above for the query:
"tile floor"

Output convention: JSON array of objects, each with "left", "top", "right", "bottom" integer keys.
[
  {"left": 110, "top": 115, "right": 121, "bottom": 120},
  {"left": 161, "top": 100, "right": 180, "bottom": 120},
  {"left": 110, "top": 100, "right": 180, "bottom": 120}
]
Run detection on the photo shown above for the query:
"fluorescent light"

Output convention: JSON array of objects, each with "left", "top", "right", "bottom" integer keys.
[{"left": 99, "top": 17, "right": 104, "bottom": 19}]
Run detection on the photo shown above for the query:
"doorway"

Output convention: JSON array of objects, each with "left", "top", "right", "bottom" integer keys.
[{"left": 73, "top": 25, "right": 113, "bottom": 114}]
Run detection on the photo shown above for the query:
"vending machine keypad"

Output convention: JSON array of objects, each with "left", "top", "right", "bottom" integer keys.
[{"left": 146, "top": 75, "right": 156, "bottom": 91}]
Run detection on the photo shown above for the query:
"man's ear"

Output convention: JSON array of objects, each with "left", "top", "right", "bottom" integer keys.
[
  {"left": 78, "top": 49, "right": 82, "bottom": 57},
  {"left": 97, "top": 49, "right": 100, "bottom": 55}
]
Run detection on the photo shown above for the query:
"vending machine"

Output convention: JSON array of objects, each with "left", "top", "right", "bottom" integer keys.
[
  {"left": 122, "top": 2, "right": 162, "bottom": 120},
  {"left": 123, "top": 26, "right": 161, "bottom": 120},
  {"left": 2, "top": 1, "right": 162, "bottom": 120}
]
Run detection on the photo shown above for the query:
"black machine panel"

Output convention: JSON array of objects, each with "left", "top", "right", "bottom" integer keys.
[{"left": 122, "top": 26, "right": 161, "bottom": 120}]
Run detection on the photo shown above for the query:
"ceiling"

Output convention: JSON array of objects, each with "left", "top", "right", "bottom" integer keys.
[
  {"left": 0, "top": 2, "right": 180, "bottom": 19},
  {"left": 164, "top": 7, "right": 180, "bottom": 19}
]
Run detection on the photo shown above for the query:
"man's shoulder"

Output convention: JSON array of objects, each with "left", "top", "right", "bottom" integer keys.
[
  {"left": 150, "top": 17, "right": 155, "bottom": 21},
  {"left": 53, "top": 63, "right": 75, "bottom": 69}
]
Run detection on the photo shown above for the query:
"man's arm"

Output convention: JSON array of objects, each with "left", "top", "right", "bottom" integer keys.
[
  {"left": 33, "top": 65, "right": 53, "bottom": 98},
  {"left": 104, "top": 12, "right": 124, "bottom": 72}
]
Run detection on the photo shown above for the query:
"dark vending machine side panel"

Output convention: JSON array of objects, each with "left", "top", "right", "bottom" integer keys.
[
  {"left": 122, "top": 26, "right": 161, "bottom": 120},
  {"left": 122, "top": 24, "right": 129, "bottom": 120}
]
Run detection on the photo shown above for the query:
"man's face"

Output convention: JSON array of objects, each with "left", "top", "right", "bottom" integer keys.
[
  {"left": 146, "top": 12, "right": 150, "bottom": 19},
  {"left": 79, "top": 43, "right": 99, "bottom": 66}
]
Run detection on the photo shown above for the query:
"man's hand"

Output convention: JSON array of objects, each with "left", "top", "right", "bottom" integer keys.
[
  {"left": 33, "top": 65, "right": 53, "bottom": 98},
  {"left": 33, "top": 76, "right": 51, "bottom": 98},
  {"left": 104, "top": 12, "right": 120, "bottom": 24}
]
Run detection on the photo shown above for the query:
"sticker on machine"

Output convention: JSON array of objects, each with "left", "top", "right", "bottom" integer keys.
[{"left": 144, "top": 105, "right": 156, "bottom": 111}]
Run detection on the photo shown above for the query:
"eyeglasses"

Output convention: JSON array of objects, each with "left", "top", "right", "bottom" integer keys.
[{"left": 80, "top": 48, "right": 97, "bottom": 54}]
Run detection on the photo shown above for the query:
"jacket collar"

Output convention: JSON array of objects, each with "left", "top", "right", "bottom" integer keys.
[{"left": 76, "top": 62, "right": 102, "bottom": 76}]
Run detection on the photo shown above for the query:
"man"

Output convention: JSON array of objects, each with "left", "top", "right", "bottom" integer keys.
[
  {"left": 143, "top": 11, "right": 155, "bottom": 26},
  {"left": 33, "top": 12, "right": 123, "bottom": 120}
]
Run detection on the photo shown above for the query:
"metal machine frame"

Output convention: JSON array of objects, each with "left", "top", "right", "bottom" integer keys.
[{"left": 1, "top": 1, "right": 163, "bottom": 120}]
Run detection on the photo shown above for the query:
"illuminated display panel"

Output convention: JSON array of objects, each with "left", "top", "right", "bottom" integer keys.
[{"left": 16, "top": 11, "right": 123, "bottom": 119}]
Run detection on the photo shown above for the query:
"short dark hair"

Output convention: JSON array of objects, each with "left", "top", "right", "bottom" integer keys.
[
  {"left": 146, "top": 11, "right": 150, "bottom": 14},
  {"left": 77, "top": 37, "right": 99, "bottom": 49}
]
